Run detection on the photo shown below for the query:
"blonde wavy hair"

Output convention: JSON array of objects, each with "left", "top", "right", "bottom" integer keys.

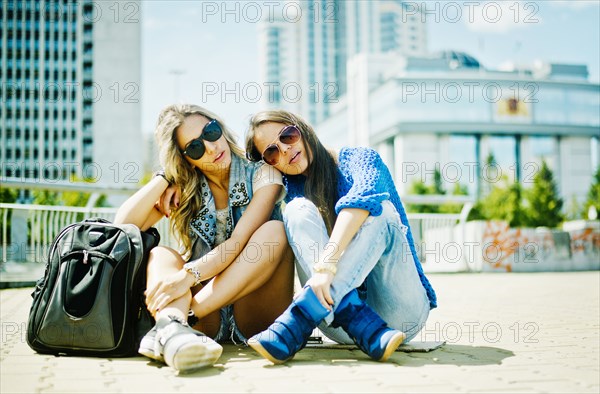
[{"left": 155, "top": 104, "right": 244, "bottom": 255}]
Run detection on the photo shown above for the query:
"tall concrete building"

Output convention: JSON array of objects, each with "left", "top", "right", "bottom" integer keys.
[
  {"left": 258, "top": 0, "right": 427, "bottom": 125},
  {"left": 1, "top": 0, "right": 141, "bottom": 187},
  {"left": 379, "top": 1, "right": 427, "bottom": 56}
]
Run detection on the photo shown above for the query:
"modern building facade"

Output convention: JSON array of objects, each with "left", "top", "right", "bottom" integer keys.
[
  {"left": 379, "top": 0, "right": 427, "bottom": 56},
  {"left": 315, "top": 51, "right": 600, "bottom": 206},
  {"left": 1, "top": 0, "right": 141, "bottom": 187},
  {"left": 258, "top": 0, "right": 427, "bottom": 125}
]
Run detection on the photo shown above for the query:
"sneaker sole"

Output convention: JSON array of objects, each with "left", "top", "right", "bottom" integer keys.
[
  {"left": 138, "top": 336, "right": 164, "bottom": 363},
  {"left": 164, "top": 335, "right": 223, "bottom": 373},
  {"left": 378, "top": 331, "right": 406, "bottom": 362},
  {"left": 247, "top": 338, "right": 289, "bottom": 365}
]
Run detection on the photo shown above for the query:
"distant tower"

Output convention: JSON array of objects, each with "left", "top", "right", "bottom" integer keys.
[
  {"left": 380, "top": 0, "right": 428, "bottom": 56},
  {"left": 258, "top": 0, "right": 428, "bottom": 125}
]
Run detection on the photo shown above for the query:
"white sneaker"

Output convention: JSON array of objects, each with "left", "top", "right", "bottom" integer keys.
[{"left": 139, "top": 316, "right": 222, "bottom": 373}]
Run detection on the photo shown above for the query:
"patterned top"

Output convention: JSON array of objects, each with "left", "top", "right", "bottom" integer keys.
[
  {"left": 214, "top": 208, "right": 229, "bottom": 246},
  {"left": 283, "top": 147, "right": 437, "bottom": 309},
  {"left": 213, "top": 166, "right": 284, "bottom": 247},
  {"left": 188, "top": 154, "right": 283, "bottom": 260}
]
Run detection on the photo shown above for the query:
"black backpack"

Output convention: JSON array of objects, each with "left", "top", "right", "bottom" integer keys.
[{"left": 27, "top": 218, "right": 160, "bottom": 357}]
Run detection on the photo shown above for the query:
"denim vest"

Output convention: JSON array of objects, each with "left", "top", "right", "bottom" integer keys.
[{"left": 188, "top": 154, "right": 282, "bottom": 260}]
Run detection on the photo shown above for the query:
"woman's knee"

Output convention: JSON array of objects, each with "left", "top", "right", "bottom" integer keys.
[
  {"left": 253, "top": 220, "right": 288, "bottom": 244},
  {"left": 246, "top": 221, "right": 292, "bottom": 267},
  {"left": 359, "top": 202, "right": 403, "bottom": 235},
  {"left": 147, "top": 246, "right": 184, "bottom": 277},
  {"left": 283, "top": 197, "right": 324, "bottom": 234},
  {"left": 284, "top": 197, "right": 318, "bottom": 220}
]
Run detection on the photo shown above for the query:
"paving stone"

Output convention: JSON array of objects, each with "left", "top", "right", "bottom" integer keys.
[
  {"left": 42, "top": 378, "right": 116, "bottom": 393},
  {"left": 0, "top": 374, "right": 46, "bottom": 394},
  {"left": 1, "top": 272, "right": 599, "bottom": 393}
]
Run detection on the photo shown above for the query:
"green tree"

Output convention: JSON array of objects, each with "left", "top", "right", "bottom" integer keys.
[
  {"left": 432, "top": 167, "right": 445, "bottom": 195},
  {"left": 33, "top": 189, "right": 107, "bottom": 207},
  {"left": 582, "top": 166, "right": 600, "bottom": 220},
  {"left": 32, "top": 190, "right": 62, "bottom": 205},
  {"left": 524, "top": 160, "right": 563, "bottom": 227},
  {"left": 32, "top": 176, "right": 108, "bottom": 207},
  {"left": 0, "top": 187, "right": 19, "bottom": 244},
  {"left": 469, "top": 153, "right": 503, "bottom": 222},
  {"left": 475, "top": 176, "right": 525, "bottom": 227},
  {"left": 564, "top": 196, "right": 583, "bottom": 221},
  {"left": 407, "top": 179, "right": 436, "bottom": 213},
  {"left": 407, "top": 169, "right": 474, "bottom": 214},
  {"left": 406, "top": 168, "right": 445, "bottom": 213},
  {"left": 0, "top": 187, "right": 19, "bottom": 203},
  {"left": 439, "top": 183, "right": 469, "bottom": 214},
  {"left": 479, "top": 153, "right": 498, "bottom": 198}
]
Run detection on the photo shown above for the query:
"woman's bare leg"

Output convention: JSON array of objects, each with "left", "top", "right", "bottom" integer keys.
[
  {"left": 190, "top": 221, "right": 293, "bottom": 321},
  {"left": 145, "top": 246, "right": 191, "bottom": 322},
  {"left": 233, "top": 244, "right": 294, "bottom": 337}
]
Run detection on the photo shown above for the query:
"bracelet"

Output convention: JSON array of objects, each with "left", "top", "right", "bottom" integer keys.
[
  {"left": 313, "top": 262, "right": 337, "bottom": 275},
  {"left": 153, "top": 169, "right": 172, "bottom": 185},
  {"left": 183, "top": 262, "right": 202, "bottom": 286}
]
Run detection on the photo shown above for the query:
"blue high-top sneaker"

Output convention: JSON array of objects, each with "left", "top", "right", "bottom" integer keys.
[
  {"left": 332, "top": 289, "right": 406, "bottom": 362},
  {"left": 248, "top": 286, "right": 329, "bottom": 364}
]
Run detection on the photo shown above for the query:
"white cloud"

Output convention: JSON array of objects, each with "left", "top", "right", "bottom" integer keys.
[
  {"left": 550, "top": 1, "right": 599, "bottom": 9},
  {"left": 462, "top": 1, "right": 543, "bottom": 33}
]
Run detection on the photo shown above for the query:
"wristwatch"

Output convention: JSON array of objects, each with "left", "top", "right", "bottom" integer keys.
[{"left": 153, "top": 169, "right": 172, "bottom": 185}]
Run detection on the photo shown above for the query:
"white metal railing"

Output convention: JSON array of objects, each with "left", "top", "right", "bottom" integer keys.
[
  {"left": 406, "top": 213, "right": 462, "bottom": 262},
  {"left": 408, "top": 213, "right": 462, "bottom": 238},
  {"left": 0, "top": 203, "right": 174, "bottom": 264},
  {"left": 1, "top": 202, "right": 470, "bottom": 265}
]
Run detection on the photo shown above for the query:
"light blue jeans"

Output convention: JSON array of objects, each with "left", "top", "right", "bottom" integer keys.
[{"left": 284, "top": 198, "right": 430, "bottom": 344}]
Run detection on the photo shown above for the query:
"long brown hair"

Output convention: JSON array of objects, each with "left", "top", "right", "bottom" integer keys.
[
  {"left": 246, "top": 110, "right": 338, "bottom": 233},
  {"left": 155, "top": 104, "right": 244, "bottom": 255}
]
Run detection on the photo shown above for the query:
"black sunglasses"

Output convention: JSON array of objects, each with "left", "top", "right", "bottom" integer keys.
[{"left": 181, "top": 119, "right": 223, "bottom": 160}]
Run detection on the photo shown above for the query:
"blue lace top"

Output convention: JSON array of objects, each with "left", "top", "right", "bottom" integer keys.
[{"left": 283, "top": 147, "right": 437, "bottom": 309}]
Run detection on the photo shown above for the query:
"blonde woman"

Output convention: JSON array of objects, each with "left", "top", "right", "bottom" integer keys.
[{"left": 114, "top": 104, "right": 294, "bottom": 373}]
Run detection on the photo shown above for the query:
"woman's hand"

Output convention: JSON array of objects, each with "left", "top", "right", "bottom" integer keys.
[
  {"left": 145, "top": 269, "right": 195, "bottom": 313},
  {"left": 155, "top": 184, "right": 181, "bottom": 217},
  {"left": 305, "top": 271, "right": 335, "bottom": 311}
]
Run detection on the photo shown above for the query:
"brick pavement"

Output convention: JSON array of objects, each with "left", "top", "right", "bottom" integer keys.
[{"left": 1, "top": 272, "right": 599, "bottom": 393}]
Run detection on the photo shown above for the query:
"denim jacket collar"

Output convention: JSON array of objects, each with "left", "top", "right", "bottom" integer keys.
[{"left": 190, "top": 153, "right": 251, "bottom": 248}]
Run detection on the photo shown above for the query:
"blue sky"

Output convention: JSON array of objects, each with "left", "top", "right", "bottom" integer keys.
[{"left": 141, "top": 1, "right": 600, "bottom": 136}]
